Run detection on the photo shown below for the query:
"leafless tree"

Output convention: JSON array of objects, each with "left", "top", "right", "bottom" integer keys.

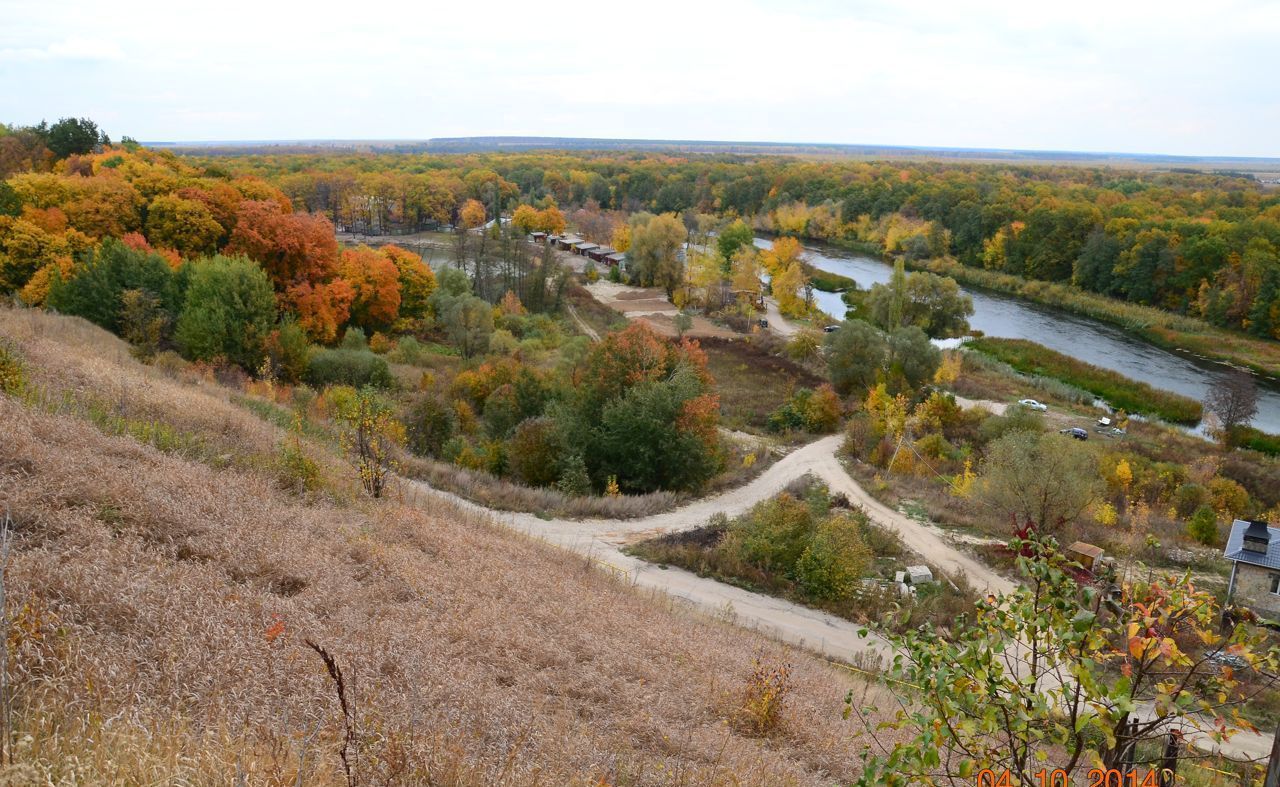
[{"left": 1204, "top": 369, "right": 1259, "bottom": 442}]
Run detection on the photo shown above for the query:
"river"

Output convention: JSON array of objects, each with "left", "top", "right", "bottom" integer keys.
[{"left": 754, "top": 237, "right": 1280, "bottom": 434}]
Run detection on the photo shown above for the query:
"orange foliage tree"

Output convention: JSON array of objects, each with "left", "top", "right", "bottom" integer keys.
[
  {"left": 225, "top": 200, "right": 339, "bottom": 290},
  {"left": 338, "top": 245, "right": 401, "bottom": 331}
]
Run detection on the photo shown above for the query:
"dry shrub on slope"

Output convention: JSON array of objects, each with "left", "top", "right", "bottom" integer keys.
[{"left": 0, "top": 310, "right": 889, "bottom": 785}]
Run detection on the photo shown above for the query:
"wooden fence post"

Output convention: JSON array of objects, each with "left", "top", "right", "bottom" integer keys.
[{"left": 1157, "top": 731, "right": 1178, "bottom": 787}]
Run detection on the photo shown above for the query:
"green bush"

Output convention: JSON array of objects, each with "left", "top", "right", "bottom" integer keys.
[
  {"left": 405, "top": 394, "right": 455, "bottom": 457},
  {"left": 48, "top": 238, "right": 178, "bottom": 334},
  {"left": 266, "top": 320, "right": 312, "bottom": 383},
  {"left": 507, "top": 417, "right": 564, "bottom": 487},
  {"left": 305, "top": 348, "right": 393, "bottom": 389},
  {"left": 1232, "top": 426, "right": 1280, "bottom": 457},
  {"left": 556, "top": 453, "right": 591, "bottom": 496},
  {"left": 341, "top": 327, "right": 368, "bottom": 351},
  {"left": 174, "top": 255, "right": 276, "bottom": 369},
  {"left": 793, "top": 514, "right": 872, "bottom": 602},
  {"left": 1172, "top": 482, "right": 1210, "bottom": 518},
  {"left": 1186, "top": 505, "right": 1220, "bottom": 546}
]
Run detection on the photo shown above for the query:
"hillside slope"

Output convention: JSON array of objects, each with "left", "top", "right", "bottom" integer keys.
[{"left": 0, "top": 307, "right": 888, "bottom": 785}]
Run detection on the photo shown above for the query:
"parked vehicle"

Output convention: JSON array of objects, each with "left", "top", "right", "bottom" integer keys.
[
  {"left": 1060, "top": 427, "right": 1089, "bottom": 441},
  {"left": 757, "top": 319, "right": 769, "bottom": 328},
  {"left": 1018, "top": 398, "right": 1049, "bottom": 412},
  {"left": 823, "top": 324, "right": 839, "bottom": 333}
]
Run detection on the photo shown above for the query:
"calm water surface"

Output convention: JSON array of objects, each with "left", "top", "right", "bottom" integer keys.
[{"left": 754, "top": 237, "right": 1280, "bottom": 433}]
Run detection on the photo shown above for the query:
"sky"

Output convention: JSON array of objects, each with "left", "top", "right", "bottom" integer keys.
[{"left": 1, "top": 0, "right": 1278, "bottom": 157}]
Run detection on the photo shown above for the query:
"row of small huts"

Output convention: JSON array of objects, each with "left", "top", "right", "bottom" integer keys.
[{"left": 530, "top": 232, "right": 627, "bottom": 268}]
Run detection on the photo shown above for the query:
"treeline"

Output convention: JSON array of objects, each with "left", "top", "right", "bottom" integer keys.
[
  {"left": 0, "top": 124, "right": 570, "bottom": 379},
  {"left": 200, "top": 149, "right": 1280, "bottom": 339}
]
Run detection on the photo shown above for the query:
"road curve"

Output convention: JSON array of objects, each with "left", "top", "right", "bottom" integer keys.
[
  {"left": 402, "top": 433, "right": 1271, "bottom": 761},
  {"left": 404, "top": 433, "right": 1006, "bottom": 662}
]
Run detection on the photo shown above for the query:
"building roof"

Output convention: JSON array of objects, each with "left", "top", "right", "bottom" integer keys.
[
  {"left": 574, "top": 242, "right": 599, "bottom": 250},
  {"left": 1224, "top": 519, "right": 1280, "bottom": 570},
  {"left": 606, "top": 252, "right": 626, "bottom": 262},
  {"left": 1067, "top": 541, "right": 1105, "bottom": 560}
]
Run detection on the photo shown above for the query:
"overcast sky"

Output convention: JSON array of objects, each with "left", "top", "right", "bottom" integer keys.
[{"left": 1, "top": 0, "right": 1277, "bottom": 157}]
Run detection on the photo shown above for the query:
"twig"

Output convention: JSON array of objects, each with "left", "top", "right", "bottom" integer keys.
[{"left": 305, "top": 639, "right": 357, "bottom": 787}]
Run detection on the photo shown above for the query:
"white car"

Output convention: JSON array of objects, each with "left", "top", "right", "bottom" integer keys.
[{"left": 1018, "top": 398, "right": 1048, "bottom": 412}]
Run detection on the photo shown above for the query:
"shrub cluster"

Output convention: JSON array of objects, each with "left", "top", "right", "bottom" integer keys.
[{"left": 305, "top": 348, "right": 394, "bottom": 389}]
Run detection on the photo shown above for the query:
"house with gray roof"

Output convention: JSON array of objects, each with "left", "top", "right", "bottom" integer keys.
[{"left": 1224, "top": 519, "right": 1280, "bottom": 617}]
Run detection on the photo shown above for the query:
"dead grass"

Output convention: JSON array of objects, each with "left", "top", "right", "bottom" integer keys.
[
  {"left": 700, "top": 337, "right": 825, "bottom": 434},
  {"left": 0, "top": 304, "right": 895, "bottom": 784}
]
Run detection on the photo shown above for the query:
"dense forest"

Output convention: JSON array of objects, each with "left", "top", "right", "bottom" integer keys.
[
  {"left": 4, "top": 119, "right": 1280, "bottom": 342},
  {"left": 187, "top": 149, "right": 1280, "bottom": 339}
]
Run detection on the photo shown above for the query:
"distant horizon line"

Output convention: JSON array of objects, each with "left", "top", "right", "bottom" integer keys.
[{"left": 136, "top": 135, "right": 1280, "bottom": 165}]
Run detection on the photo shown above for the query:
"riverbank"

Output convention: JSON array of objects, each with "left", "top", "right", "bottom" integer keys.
[
  {"left": 902, "top": 255, "right": 1280, "bottom": 380},
  {"left": 966, "top": 337, "right": 1204, "bottom": 424}
]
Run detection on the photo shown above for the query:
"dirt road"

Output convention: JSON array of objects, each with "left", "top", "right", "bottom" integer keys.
[
  {"left": 404, "top": 433, "right": 1270, "bottom": 761},
  {"left": 406, "top": 434, "right": 1006, "bottom": 662},
  {"left": 764, "top": 297, "right": 800, "bottom": 339}
]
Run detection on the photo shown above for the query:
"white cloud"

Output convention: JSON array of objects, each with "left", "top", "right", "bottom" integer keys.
[{"left": 0, "top": 36, "right": 123, "bottom": 62}]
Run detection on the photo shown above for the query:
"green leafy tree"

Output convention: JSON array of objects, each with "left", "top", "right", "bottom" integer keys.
[
  {"left": 507, "top": 416, "right": 564, "bottom": 487},
  {"left": 441, "top": 294, "right": 494, "bottom": 359},
  {"left": 119, "top": 288, "right": 169, "bottom": 360},
  {"left": 264, "top": 318, "right": 312, "bottom": 383},
  {"left": 556, "top": 452, "right": 592, "bottom": 496},
  {"left": 592, "top": 367, "right": 721, "bottom": 493},
  {"left": 174, "top": 255, "right": 276, "bottom": 369},
  {"left": 717, "top": 219, "right": 754, "bottom": 269},
  {"left": 866, "top": 268, "right": 973, "bottom": 338},
  {"left": 978, "top": 430, "right": 1101, "bottom": 533},
  {"left": 405, "top": 395, "right": 456, "bottom": 458},
  {"left": 43, "top": 117, "right": 107, "bottom": 158},
  {"left": 627, "top": 212, "right": 687, "bottom": 296},
  {"left": 47, "top": 237, "right": 177, "bottom": 334},
  {"left": 852, "top": 534, "right": 1279, "bottom": 785},
  {"left": 825, "top": 319, "right": 888, "bottom": 395},
  {"left": 1186, "top": 504, "right": 1219, "bottom": 546},
  {"left": 886, "top": 325, "right": 941, "bottom": 390}
]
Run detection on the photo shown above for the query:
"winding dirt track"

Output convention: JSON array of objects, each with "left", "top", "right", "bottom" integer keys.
[
  {"left": 406, "top": 434, "right": 1273, "bottom": 761},
  {"left": 407, "top": 434, "right": 1009, "bottom": 664}
]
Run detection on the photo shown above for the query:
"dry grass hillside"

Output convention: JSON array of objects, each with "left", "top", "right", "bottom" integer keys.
[{"left": 0, "top": 306, "right": 892, "bottom": 785}]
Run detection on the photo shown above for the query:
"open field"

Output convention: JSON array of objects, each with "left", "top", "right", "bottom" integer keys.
[{"left": 699, "top": 336, "right": 826, "bottom": 433}]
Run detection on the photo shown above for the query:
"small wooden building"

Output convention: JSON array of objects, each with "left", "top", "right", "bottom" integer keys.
[
  {"left": 1066, "top": 541, "right": 1105, "bottom": 571},
  {"left": 530, "top": 231, "right": 547, "bottom": 243},
  {"left": 606, "top": 252, "right": 627, "bottom": 270},
  {"left": 557, "top": 236, "right": 581, "bottom": 251}
]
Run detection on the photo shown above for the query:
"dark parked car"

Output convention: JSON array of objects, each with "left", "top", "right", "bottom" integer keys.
[
  {"left": 1060, "top": 427, "right": 1089, "bottom": 441},
  {"left": 757, "top": 319, "right": 769, "bottom": 328},
  {"left": 823, "top": 324, "right": 840, "bottom": 333}
]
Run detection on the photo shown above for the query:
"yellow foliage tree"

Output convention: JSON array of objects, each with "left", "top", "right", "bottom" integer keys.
[{"left": 773, "top": 262, "right": 808, "bottom": 318}]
